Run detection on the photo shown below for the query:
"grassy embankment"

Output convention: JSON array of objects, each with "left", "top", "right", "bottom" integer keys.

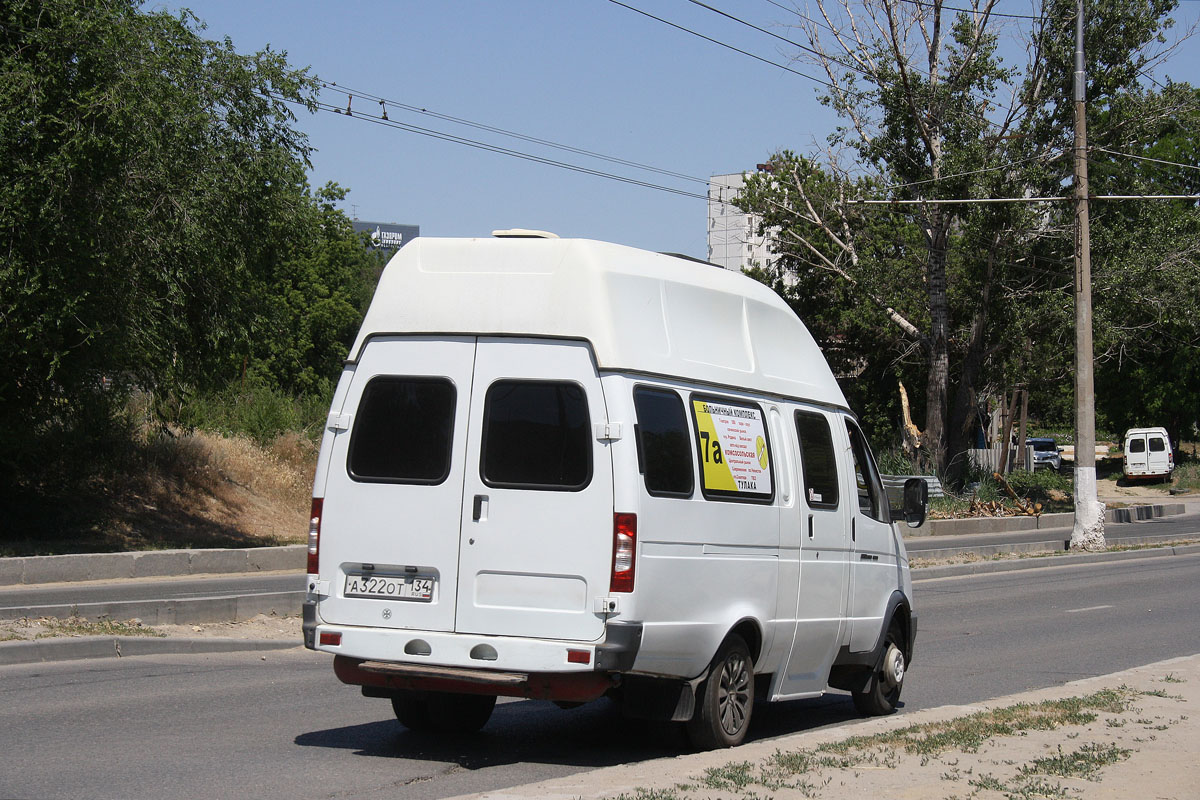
[{"left": 2, "top": 385, "right": 321, "bottom": 558}]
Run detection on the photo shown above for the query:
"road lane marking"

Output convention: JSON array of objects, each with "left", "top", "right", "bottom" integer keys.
[{"left": 1065, "top": 604, "right": 1114, "bottom": 613}]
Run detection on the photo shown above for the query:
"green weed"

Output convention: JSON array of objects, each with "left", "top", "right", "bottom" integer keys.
[{"left": 1021, "top": 743, "right": 1132, "bottom": 781}]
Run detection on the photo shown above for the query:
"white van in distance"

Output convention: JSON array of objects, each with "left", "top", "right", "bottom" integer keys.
[
  {"left": 303, "top": 232, "right": 925, "bottom": 749},
  {"left": 1123, "top": 427, "right": 1174, "bottom": 481}
]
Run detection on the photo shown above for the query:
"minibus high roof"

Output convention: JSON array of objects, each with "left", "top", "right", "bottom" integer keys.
[{"left": 351, "top": 236, "right": 849, "bottom": 409}]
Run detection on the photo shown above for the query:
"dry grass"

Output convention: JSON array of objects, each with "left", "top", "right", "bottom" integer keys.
[{"left": 2, "top": 428, "right": 317, "bottom": 556}]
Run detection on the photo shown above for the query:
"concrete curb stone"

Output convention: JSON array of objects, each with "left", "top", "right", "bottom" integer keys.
[
  {"left": 913, "top": 540, "right": 1200, "bottom": 579},
  {"left": 904, "top": 501, "right": 1185, "bottom": 537},
  {"left": 0, "top": 635, "right": 303, "bottom": 666},
  {"left": 0, "top": 545, "right": 307, "bottom": 587}
]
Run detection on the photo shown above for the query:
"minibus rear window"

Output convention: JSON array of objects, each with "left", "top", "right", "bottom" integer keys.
[
  {"left": 481, "top": 380, "right": 592, "bottom": 490},
  {"left": 1149, "top": 437, "right": 1165, "bottom": 452},
  {"left": 347, "top": 377, "right": 456, "bottom": 484},
  {"left": 634, "top": 387, "right": 694, "bottom": 497},
  {"left": 794, "top": 411, "right": 839, "bottom": 509},
  {"left": 1128, "top": 438, "right": 1146, "bottom": 453}
]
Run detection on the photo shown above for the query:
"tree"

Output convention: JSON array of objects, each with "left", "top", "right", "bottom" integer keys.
[
  {"left": 248, "top": 182, "right": 383, "bottom": 398},
  {"left": 0, "top": 0, "right": 359, "bottom": 491},
  {"left": 739, "top": 0, "right": 1195, "bottom": 481}
]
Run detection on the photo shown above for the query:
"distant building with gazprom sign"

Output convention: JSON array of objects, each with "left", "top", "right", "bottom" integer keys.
[{"left": 352, "top": 221, "right": 420, "bottom": 251}]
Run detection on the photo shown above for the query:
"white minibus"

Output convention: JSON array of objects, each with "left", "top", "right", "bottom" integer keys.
[{"left": 303, "top": 232, "right": 924, "bottom": 748}]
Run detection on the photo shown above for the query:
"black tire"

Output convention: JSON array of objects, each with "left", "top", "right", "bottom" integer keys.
[
  {"left": 425, "top": 692, "right": 497, "bottom": 734},
  {"left": 391, "top": 690, "right": 434, "bottom": 731},
  {"left": 852, "top": 625, "right": 905, "bottom": 716},
  {"left": 685, "top": 634, "right": 754, "bottom": 749}
]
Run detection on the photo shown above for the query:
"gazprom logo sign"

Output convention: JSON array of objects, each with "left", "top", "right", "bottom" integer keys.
[{"left": 353, "top": 221, "right": 419, "bottom": 251}]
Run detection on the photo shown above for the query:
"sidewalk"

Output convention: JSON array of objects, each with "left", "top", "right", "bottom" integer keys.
[{"left": 445, "top": 653, "right": 1200, "bottom": 800}]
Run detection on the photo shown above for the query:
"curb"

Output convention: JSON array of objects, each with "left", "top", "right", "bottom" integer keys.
[
  {"left": 0, "top": 545, "right": 306, "bottom": 586},
  {"left": 0, "top": 503, "right": 1190, "bottom": 586},
  {"left": 0, "top": 635, "right": 303, "bottom": 666},
  {"left": 913, "top": 540, "right": 1200, "bottom": 579},
  {"left": 905, "top": 501, "right": 1187, "bottom": 537},
  {"left": 0, "top": 590, "right": 307, "bottom": 626}
]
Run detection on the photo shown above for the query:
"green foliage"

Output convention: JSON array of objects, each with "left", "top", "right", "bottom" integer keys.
[
  {"left": 740, "top": 1, "right": 1198, "bottom": 484},
  {"left": 1004, "top": 469, "right": 1073, "bottom": 504},
  {"left": 177, "top": 379, "right": 330, "bottom": 446},
  {"left": 0, "top": 1, "right": 379, "bottom": 523},
  {"left": 246, "top": 183, "right": 383, "bottom": 398},
  {"left": 1, "top": 0, "right": 317, "bottom": 417}
]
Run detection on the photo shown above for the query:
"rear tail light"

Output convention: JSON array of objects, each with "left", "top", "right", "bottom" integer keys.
[
  {"left": 307, "top": 498, "right": 323, "bottom": 575},
  {"left": 610, "top": 513, "right": 637, "bottom": 593}
]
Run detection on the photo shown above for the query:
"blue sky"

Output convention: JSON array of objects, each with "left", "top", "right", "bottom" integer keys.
[{"left": 152, "top": 1, "right": 1198, "bottom": 259}]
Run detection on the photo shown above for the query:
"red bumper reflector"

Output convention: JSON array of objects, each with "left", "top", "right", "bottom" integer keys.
[
  {"left": 320, "top": 631, "right": 342, "bottom": 646},
  {"left": 567, "top": 649, "right": 591, "bottom": 665}
]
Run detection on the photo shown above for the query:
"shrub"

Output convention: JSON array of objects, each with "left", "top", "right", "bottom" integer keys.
[{"left": 177, "top": 380, "right": 329, "bottom": 445}]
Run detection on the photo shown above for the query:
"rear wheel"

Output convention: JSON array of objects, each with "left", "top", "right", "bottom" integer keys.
[
  {"left": 686, "top": 634, "right": 754, "bottom": 749},
  {"left": 391, "top": 691, "right": 434, "bottom": 731},
  {"left": 852, "top": 624, "right": 905, "bottom": 716},
  {"left": 425, "top": 692, "right": 497, "bottom": 733},
  {"left": 391, "top": 691, "right": 497, "bottom": 733}
]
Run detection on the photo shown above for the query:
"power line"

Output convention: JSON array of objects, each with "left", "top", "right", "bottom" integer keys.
[
  {"left": 882, "top": 148, "right": 1070, "bottom": 190},
  {"left": 849, "top": 193, "right": 1200, "bottom": 205},
  {"left": 686, "top": 0, "right": 858, "bottom": 73},
  {"left": 695, "top": 0, "right": 1025, "bottom": 141},
  {"left": 604, "top": 0, "right": 837, "bottom": 89},
  {"left": 896, "top": 0, "right": 1048, "bottom": 20},
  {"left": 318, "top": 81, "right": 710, "bottom": 186},
  {"left": 281, "top": 95, "right": 711, "bottom": 202},
  {"left": 1093, "top": 146, "right": 1200, "bottom": 172}
]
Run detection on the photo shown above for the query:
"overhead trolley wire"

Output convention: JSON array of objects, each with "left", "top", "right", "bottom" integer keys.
[
  {"left": 318, "top": 80, "right": 710, "bottom": 186},
  {"left": 281, "top": 94, "right": 711, "bottom": 202}
]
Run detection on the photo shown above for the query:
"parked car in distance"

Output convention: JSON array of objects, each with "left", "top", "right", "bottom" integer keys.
[{"left": 1027, "top": 437, "right": 1062, "bottom": 471}]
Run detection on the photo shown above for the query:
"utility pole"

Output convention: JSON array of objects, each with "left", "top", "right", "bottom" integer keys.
[{"left": 1070, "top": 0, "right": 1106, "bottom": 550}]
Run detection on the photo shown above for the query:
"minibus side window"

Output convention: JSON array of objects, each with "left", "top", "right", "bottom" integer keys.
[
  {"left": 845, "top": 421, "right": 888, "bottom": 523},
  {"left": 633, "top": 387, "right": 694, "bottom": 497},
  {"left": 347, "top": 377, "right": 456, "bottom": 484},
  {"left": 794, "top": 411, "right": 839, "bottom": 509},
  {"left": 481, "top": 380, "right": 592, "bottom": 491}
]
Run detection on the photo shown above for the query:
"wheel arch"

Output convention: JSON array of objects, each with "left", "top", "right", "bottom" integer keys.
[
  {"left": 729, "top": 616, "right": 765, "bottom": 667},
  {"left": 828, "top": 591, "right": 916, "bottom": 692}
]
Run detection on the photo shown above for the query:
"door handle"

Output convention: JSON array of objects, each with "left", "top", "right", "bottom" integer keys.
[
  {"left": 808, "top": 514, "right": 814, "bottom": 539},
  {"left": 472, "top": 495, "right": 487, "bottom": 521}
]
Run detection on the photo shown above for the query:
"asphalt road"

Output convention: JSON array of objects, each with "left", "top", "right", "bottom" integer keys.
[
  {"left": 4, "top": 512, "right": 1195, "bottom": 620},
  {"left": 2, "top": 550, "right": 1198, "bottom": 800}
]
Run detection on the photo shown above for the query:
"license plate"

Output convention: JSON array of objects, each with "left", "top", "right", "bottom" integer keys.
[{"left": 344, "top": 574, "right": 434, "bottom": 602}]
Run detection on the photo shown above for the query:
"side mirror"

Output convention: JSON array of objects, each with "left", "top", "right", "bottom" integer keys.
[{"left": 890, "top": 477, "right": 928, "bottom": 528}]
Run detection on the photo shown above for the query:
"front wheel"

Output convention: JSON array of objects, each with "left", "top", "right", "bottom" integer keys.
[
  {"left": 852, "top": 627, "right": 905, "bottom": 716},
  {"left": 686, "top": 634, "right": 754, "bottom": 749}
]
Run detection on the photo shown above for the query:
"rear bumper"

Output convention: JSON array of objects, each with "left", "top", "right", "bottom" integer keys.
[
  {"left": 333, "top": 655, "right": 619, "bottom": 702},
  {"left": 308, "top": 603, "right": 642, "bottom": 701}
]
